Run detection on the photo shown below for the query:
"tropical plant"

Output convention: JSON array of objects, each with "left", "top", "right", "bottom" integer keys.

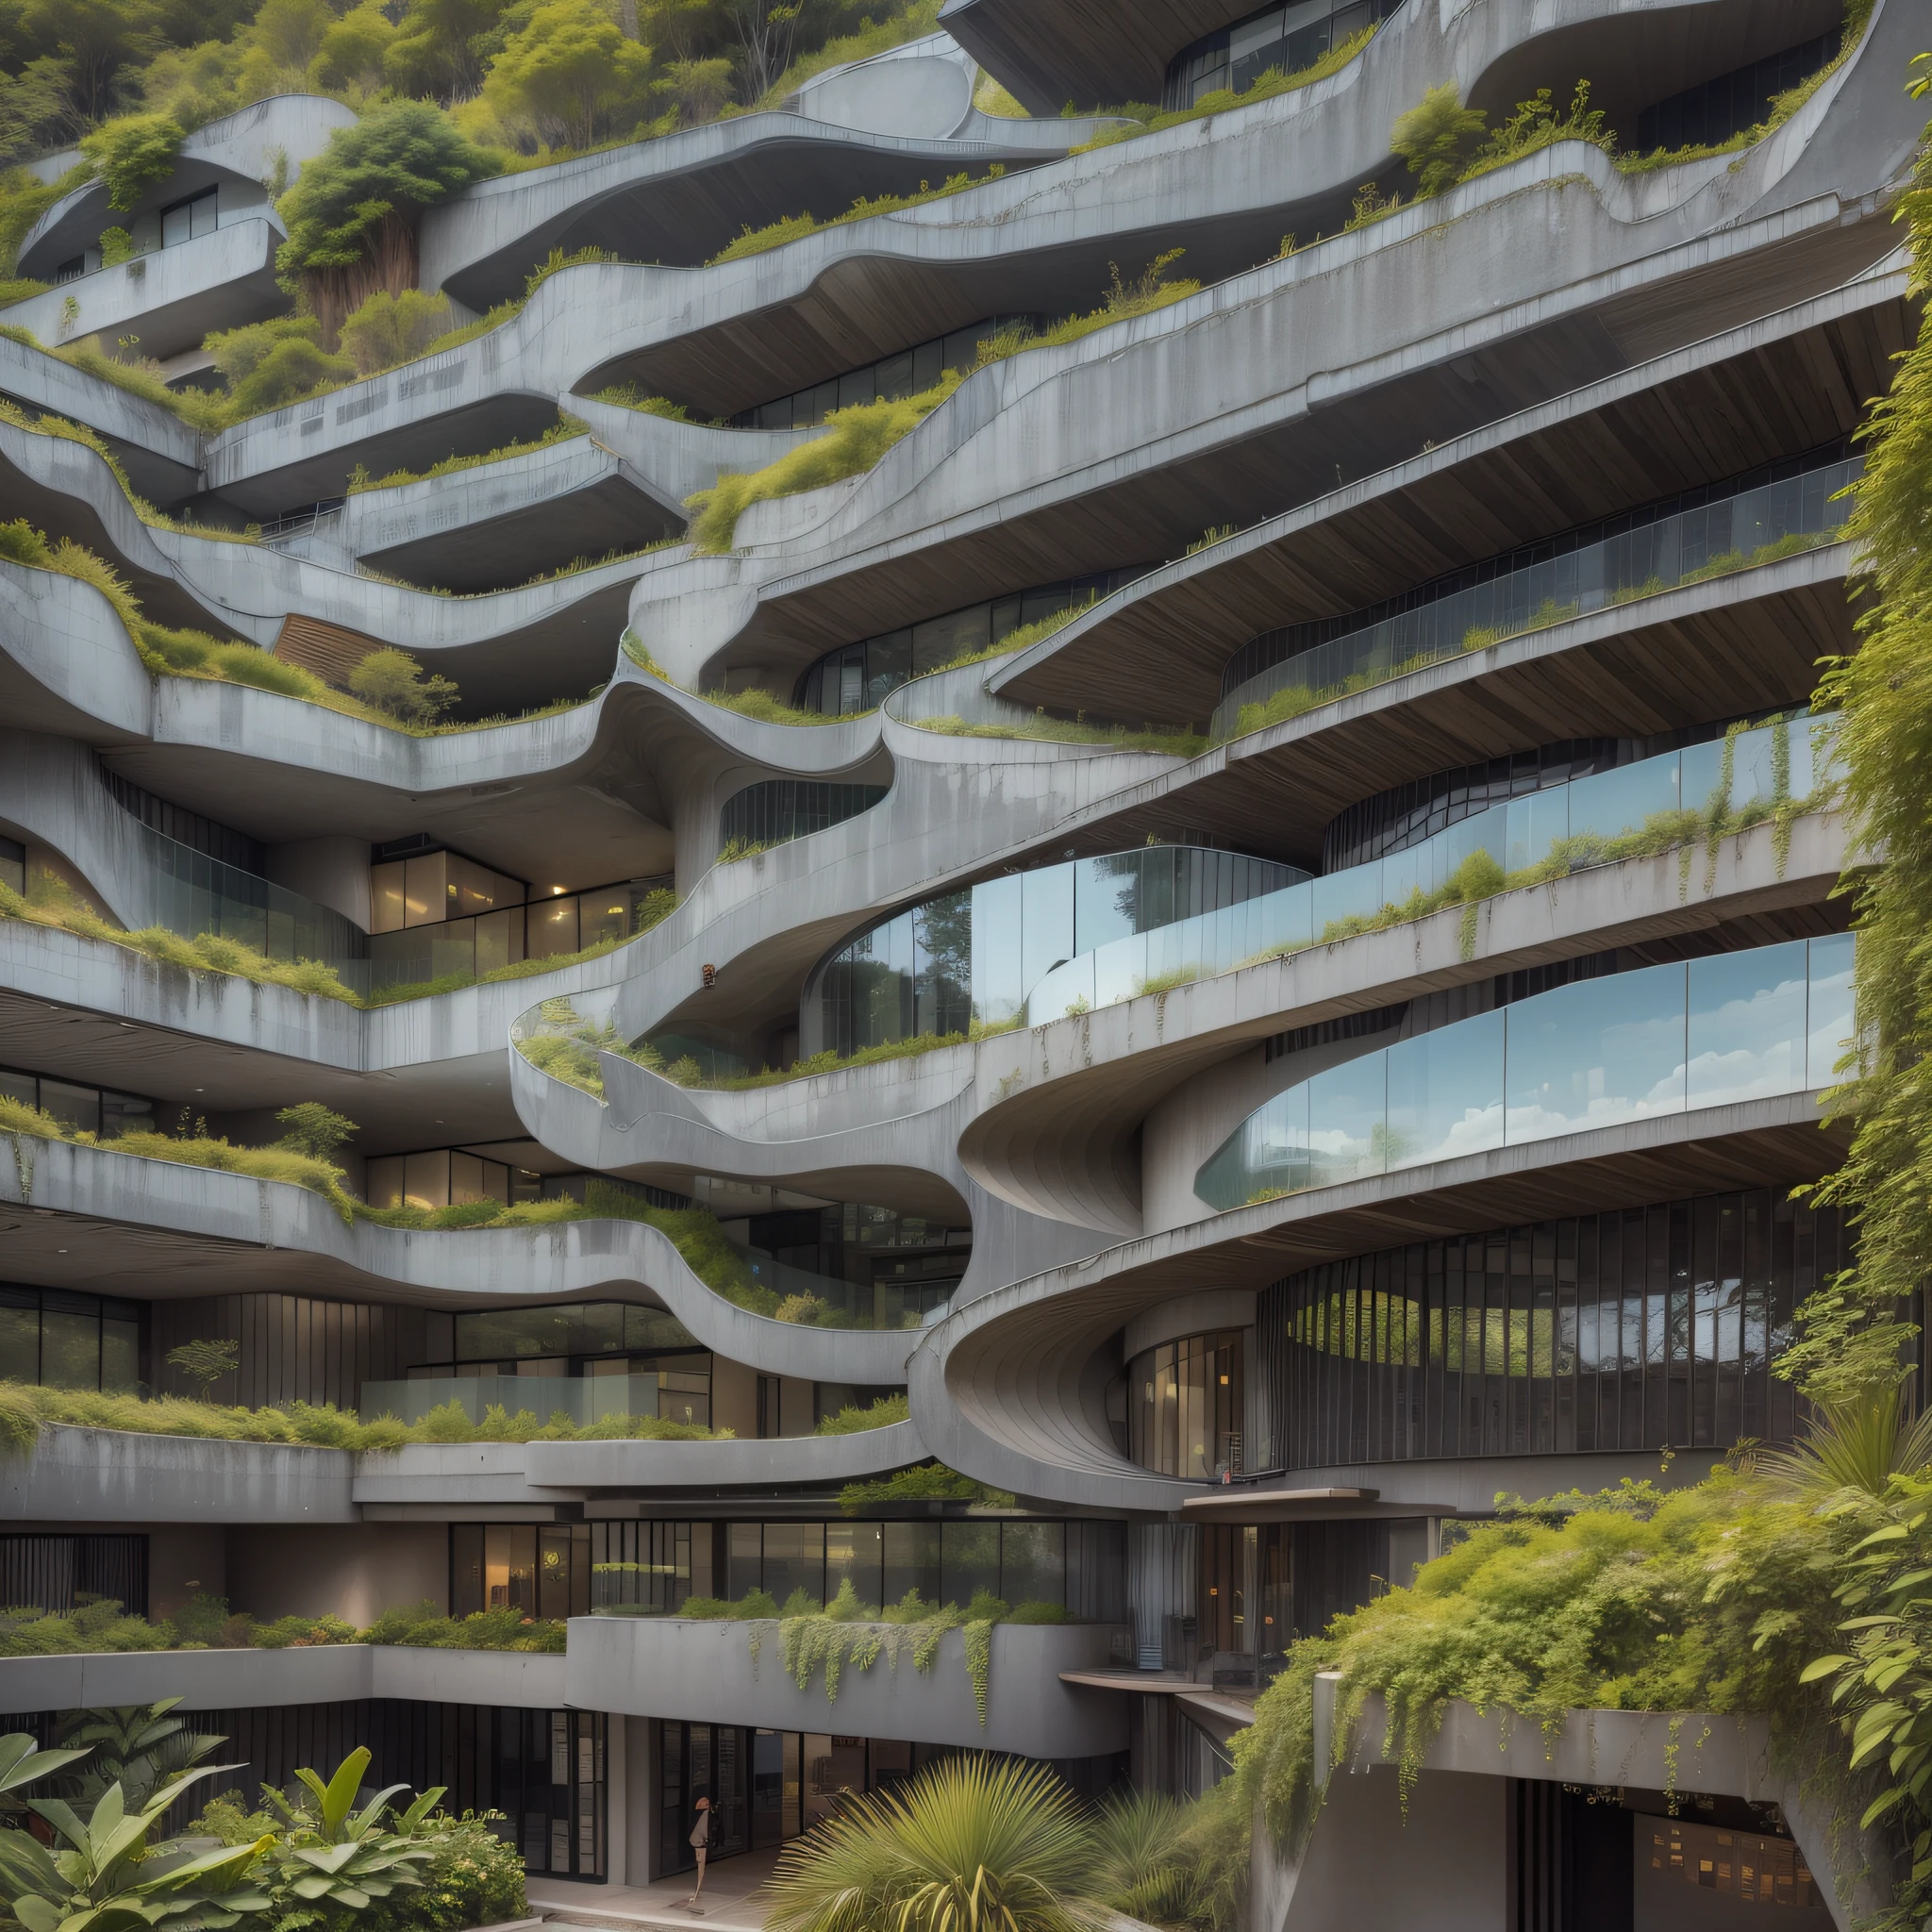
[
  {"left": 52, "top": 1701, "right": 225, "bottom": 1812},
  {"left": 1800, "top": 62, "right": 1932, "bottom": 1407},
  {"left": 762, "top": 1756, "right": 1094, "bottom": 1932},
  {"left": 0, "top": 1746, "right": 270, "bottom": 1932},
  {"left": 336, "top": 288, "right": 453, "bottom": 375},
  {"left": 482, "top": 0, "right": 654, "bottom": 149}
]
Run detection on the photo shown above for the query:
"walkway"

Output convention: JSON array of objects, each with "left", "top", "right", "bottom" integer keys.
[{"left": 529, "top": 1847, "right": 779, "bottom": 1932}]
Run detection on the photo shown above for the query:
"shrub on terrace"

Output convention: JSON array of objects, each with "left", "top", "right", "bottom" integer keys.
[{"left": 78, "top": 112, "right": 183, "bottom": 209}]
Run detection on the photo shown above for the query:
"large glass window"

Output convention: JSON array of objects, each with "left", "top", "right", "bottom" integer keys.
[
  {"left": 806, "top": 844, "right": 1301, "bottom": 1057},
  {"left": 0, "top": 1287, "right": 142, "bottom": 1392},
  {"left": 0, "top": 1066, "right": 155, "bottom": 1141},
  {"left": 793, "top": 569, "right": 1147, "bottom": 716},
  {"left": 1254, "top": 1186, "right": 1853, "bottom": 1467},
  {"left": 687, "top": 1518, "right": 1114, "bottom": 1614},
  {"left": 366, "top": 841, "right": 671, "bottom": 992},
  {"left": 1215, "top": 446, "right": 1859, "bottom": 741},
  {"left": 1197, "top": 936, "right": 1854, "bottom": 1211},
  {"left": 732, "top": 317, "right": 1038, "bottom": 432},
  {"left": 1128, "top": 1331, "right": 1245, "bottom": 1479},
  {"left": 1162, "top": 0, "right": 1402, "bottom": 108},
  {"left": 451, "top": 1523, "right": 591, "bottom": 1620}
]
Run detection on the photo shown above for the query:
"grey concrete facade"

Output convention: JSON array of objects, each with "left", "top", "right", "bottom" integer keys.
[{"left": 0, "top": 0, "right": 1902, "bottom": 1897}]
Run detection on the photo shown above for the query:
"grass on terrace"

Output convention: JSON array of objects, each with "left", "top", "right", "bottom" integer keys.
[
  {"left": 0, "top": 1096, "right": 901, "bottom": 1328},
  {"left": 0, "top": 1593, "right": 570, "bottom": 1656},
  {"left": 0, "top": 870, "right": 681, "bottom": 1011}
]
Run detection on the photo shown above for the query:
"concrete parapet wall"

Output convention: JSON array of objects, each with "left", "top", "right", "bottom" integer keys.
[
  {"left": 565, "top": 1614, "right": 1127, "bottom": 1757},
  {"left": 0, "top": 1642, "right": 565, "bottom": 1714}
]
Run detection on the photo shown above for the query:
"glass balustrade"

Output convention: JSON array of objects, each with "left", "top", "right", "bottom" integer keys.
[
  {"left": 1027, "top": 714, "right": 1834, "bottom": 1024},
  {"left": 1194, "top": 933, "right": 1855, "bottom": 1211},
  {"left": 128, "top": 817, "right": 371, "bottom": 990},
  {"left": 1210, "top": 455, "right": 1860, "bottom": 742},
  {"left": 805, "top": 844, "right": 1306, "bottom": 1057}
]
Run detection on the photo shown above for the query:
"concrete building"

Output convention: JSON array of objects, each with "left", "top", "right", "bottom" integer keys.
[{"left": 0, "top": 0, "right": 1915, "bottom": 1924}]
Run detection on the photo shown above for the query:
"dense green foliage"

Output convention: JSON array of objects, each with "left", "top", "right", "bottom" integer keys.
[
  {"left": 0, "top": 1594, "right": 568, "bottom": 1655},
  {"left": 1802, "top": 64, "right": 1932, "bottom": 1403},
  {"left": 0, "top": 1377, "right": 729, "bottom": 1452},
  {"left": 77, "top": 110, "right": 180, "bottom": 207},
  {"left": 764, "top": 1757, "right": 1225, "bottom": 1932},
  {"left": 838, "top": 1462, "right": 1013, "bottom": 1512}
]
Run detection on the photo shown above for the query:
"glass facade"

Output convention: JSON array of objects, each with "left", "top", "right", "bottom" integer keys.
[
  {"left": 367, "top": 843, "right": 671, "bottom": 991},
  {"left": 451, "top": 1523, "right": 592, "bottom": 1620},
  {"left": 0, "top": 1064, "right": 155, "bottom": 1140},
  {"left": 1163, "top": 0, "right": 1403, "bottom": 109},
  {"left": 793, "top": 570, "right": 1145, "bottom": 717},
  {"left": 718, "top": 781, "right": 888, "bottom": 855},
  {"left": 805, "top": 844, "right": 1302, "bottom": 1057},
  {"left": 1031, "top": 714, "right": 1831, "bottom": 1024},
  {"left": 1195, "top": 933, "right": 1854, "bottom": 1210},
  {"left": 1636, "top": 32, "right": 1840, "bottom": 155},
  {"left": 1324, "top": 733, "right": 1680, "bottom": 873},
  {"left": 381, "top": 1302, "right": 712, "bottom": 1424},
  {"left": 1253, "top": 1187, "right": 1852, "bottom": 1467},
  {"left": 0, "top": 1286, "right": 142, "bottom": 1391},
  {"left": 731, "top": 317, "right": 1038, "bottom": 431},
  {"left": 658, "top": 1722, "right": 804, "bottom": 1874},
  {"left": 718, "top": 1517, "right": 1123, "bottom": 1615},
  {"left": 1128, "top": 1330, "right": 1244, "bottom": 1478},
  {"left": 1213, "top": 448, "right": 1859, "bottom": 741}
]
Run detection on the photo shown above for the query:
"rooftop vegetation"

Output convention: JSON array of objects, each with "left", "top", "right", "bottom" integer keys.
[
  {"left": 0, "top": 1375, "right": 724, "bottom": 1450},
  {"left": 684, "top": 253, "right": 1200, "bottom": 550},
  {"left": 0, "top": 1594, "right": 568, "bottom": 1655}
]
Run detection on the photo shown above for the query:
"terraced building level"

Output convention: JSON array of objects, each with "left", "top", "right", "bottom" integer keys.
[{"left": 0, "top": 0, "right": 1918, "bottom": 1924}]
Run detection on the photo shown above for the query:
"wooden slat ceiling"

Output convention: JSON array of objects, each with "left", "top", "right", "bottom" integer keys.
[
  {"left": 957, "top": 1120, "right": 1848, "bottom": 1365},
  {"left": 995, "top": 295, "right": 1906, "bottom": 727},
  {"left": 714, "top": 222, "right": 1900, "bottom": 688},
  {"left": 1045, "top": 571, "right": 1856, "bottom": 868}
]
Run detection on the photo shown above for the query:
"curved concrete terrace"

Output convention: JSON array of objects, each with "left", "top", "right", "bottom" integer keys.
[
  {"left": 567, "top": 1614, "right": 1128, "bottom": 1758},
  {"left": 330, "top": 431, "right": 683, "bottom": 593},
  {"left": 626, "top": 163, "right": 1908, "bottom": 693},
  {"left": 17, "top": 94, "right": 356, "bottom": 278},
  {"left": 352, "top": 1420, "right": 927, "bottom": 1504},
  {"left": 0, "top": 333, "right": 201, "bottom": 507},
  {"left": 419, "top": 35, "right": 1129, "bottom": 310},
  {"left": 991, "top": 255, "right": 1909, "bottom": 724},
  {"left": 0, "top": 1421, "right": 355, "bottom": 1524},
  {"left": 1006, "top": 541, "right": 1858, "bottom": 868},
  {"left": 5, "top": 219, "right": 286, "bottom": 367},
  {"left": 913, "top": 1088, "right": 1848, "bottom": 1511},
  {"left": 941, "top": 0, "right": 1840, "bottom": 113},
  {"left": 0, "top": 1133, "right": 924, "bottom": 1383},
  {"left": 958, "top": 810, "right": 1849, "bottom": 1238},
  {"left": 192, "top": 0, "right": 1907, "bottom": 529}
]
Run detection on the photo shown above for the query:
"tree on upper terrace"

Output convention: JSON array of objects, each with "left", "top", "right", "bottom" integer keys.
[{"left": 274, "top": 97, "right": 502, "bottom": 334}]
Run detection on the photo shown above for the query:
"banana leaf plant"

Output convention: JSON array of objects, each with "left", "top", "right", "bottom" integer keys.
[
  {"left": 261, "top": 1751, "right": 445, "bottom": 1914},
  {"left": 0, "top": 1754, "right": 272, "bottom": 1932}
]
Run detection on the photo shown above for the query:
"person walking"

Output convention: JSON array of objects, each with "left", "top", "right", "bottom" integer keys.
[{"left": 683, "top": 1795, "right": 712, "bottom": 1910}]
